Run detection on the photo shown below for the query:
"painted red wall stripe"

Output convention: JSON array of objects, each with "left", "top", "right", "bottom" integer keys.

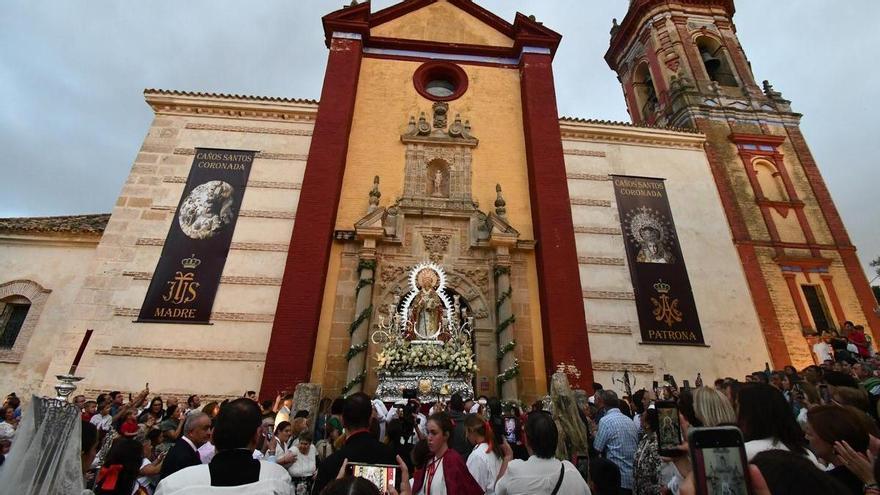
[
  {"left": 520, "top": 52, "right": 594, "bottom": 391},
  {"left": 259, "top": 36, "right": 363, "bottom": 399}
]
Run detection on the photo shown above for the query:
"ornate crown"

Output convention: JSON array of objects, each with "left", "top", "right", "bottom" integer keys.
[
  {"left": 181, "top": 254, "right": 201, "bottom": 270},
  {"left": 653, "top": 279, "right": 671, "bottom": 294}
]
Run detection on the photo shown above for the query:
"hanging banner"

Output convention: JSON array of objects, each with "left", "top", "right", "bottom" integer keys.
[
  {"left": 137, "top": 148, "right": 255, "bottom": 324},
  {"left": 612, "top": 175, "right": 704, "bottom": 345}
]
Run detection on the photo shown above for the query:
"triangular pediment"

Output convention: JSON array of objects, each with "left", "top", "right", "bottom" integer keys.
[{"left": 370, "top": 0, "right": 514, "bottom": 48}]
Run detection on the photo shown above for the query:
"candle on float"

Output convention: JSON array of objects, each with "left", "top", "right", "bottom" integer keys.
[{"left": 69, "top": 329, "right": 94, "bottom": 375}]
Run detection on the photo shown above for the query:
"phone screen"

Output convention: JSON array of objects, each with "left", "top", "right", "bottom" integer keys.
[
  {"left": 346, "top": 463, "right": 398, "bottom": 494},
  {"left": 690, "top": 427, "right": 753, "bottom": 495},
  {"left": 504, "top": 416, "right": 519, "bottom": 444},
  {"left": 656, "top": 401, "right": 683, "bottom": 455}
]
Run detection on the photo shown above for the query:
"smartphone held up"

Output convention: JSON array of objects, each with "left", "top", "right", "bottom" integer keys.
[{"left": 688, "top": 426, "right": 754, "bottom": 495}]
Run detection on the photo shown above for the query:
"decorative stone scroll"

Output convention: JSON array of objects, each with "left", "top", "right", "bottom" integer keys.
[{"left": 399, "top": 102, "right": 479, "bottom": 212}]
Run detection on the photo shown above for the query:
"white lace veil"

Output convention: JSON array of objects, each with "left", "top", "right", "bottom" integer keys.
[{"left": 0, "top": 395, "right": 85, "bottom": 494}]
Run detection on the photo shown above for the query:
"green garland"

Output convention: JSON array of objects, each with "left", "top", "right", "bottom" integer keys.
[
  {"left": 355, "top": 277, "right": 374, "bottom": 297},
  {"left": 348, "top": 305, "right": 373, "bottom": 337},
  {"left": 495, "top": 286, "right": 512, "bottom": 312},
  {"left": 358, "top": 259, "right": 377, "bottom": 272},
  {"left": 355, "top": 259, "right": 377, "bottom": 297},
  {"left": 497, "top": 359, "right": 521, "bottom": 388},
  {"left": 496, "top": 314, "right": 516, "bottom": 336},
  {"left": 496, "top": 339, "right": 517, "bottom": 360},
  {"left": 343, "top": 259, "right": 377, "bottom": 396},
  {"left": 341, "top": 371, "right": 366, "bottom": 396},
  {"left": 493, "top": 265, "right": 511, "bottom": 279},
  {"left": 494, "top": 263, "right": 519, "bottom": 391},
  {"left": 345, "top": 342, "right": 369, "bottom": 361}
]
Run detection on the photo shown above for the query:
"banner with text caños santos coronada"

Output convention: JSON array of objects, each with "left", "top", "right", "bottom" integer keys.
[
  {"left": 612, "top": 175, "right": 704, "bottom": 345},
  {"left": 137, "top": 148, "right": 255, "bottom": 324}
]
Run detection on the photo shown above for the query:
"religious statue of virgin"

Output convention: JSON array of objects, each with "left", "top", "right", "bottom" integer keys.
[{"left": 407, "top": 267, "right": 445, "bottom": 339}]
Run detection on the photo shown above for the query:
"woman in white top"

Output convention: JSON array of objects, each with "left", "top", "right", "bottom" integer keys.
[
  {"left": 287, "top": 432, "right": 317, "bottom": 495},
  {"left": 464, "top": 414, "right": 503, "bottom": 495},
  {"left": 737, "top": 383, "right": 823, "bottom": 468}
]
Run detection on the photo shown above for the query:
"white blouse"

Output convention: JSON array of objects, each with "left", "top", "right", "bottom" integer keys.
[
  {"left": 418, "top": 458, "right": 445, "bottom": 495},
  {"left": 466, "top": 443, "right": 502, "bottom": 495},
  {"left": 287, "top": 444, "right": 317, "bottom": 478}
]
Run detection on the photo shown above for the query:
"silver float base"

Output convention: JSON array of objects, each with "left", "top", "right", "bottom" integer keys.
[{"left": 376, "top": 368, "right": 474, "bottom": 403}]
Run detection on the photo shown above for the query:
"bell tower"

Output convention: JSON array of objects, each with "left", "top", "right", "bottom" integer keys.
[{"left": 606, "top": 0, "right": 880, "bottom": 368}]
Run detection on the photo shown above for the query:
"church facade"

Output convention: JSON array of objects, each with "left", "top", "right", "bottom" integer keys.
[{"left": 1, "top": 0, "right": 877, "bottom": 403}]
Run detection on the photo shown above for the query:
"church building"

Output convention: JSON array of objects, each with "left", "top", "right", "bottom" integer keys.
[{"left": 1, "top": 0, "right": 877, "bottom": 403}]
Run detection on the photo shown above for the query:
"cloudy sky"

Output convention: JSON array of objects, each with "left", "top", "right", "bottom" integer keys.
[{"left": 2, "top": 0, "right": 878, "bottom": 278}]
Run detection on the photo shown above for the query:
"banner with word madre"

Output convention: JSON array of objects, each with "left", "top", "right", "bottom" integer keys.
[
  {"left": 137, "top": 149, "right": 255, "bottom": 324},
  {"left": 612, "top": 175, "right": 704, "bottom": 345}
]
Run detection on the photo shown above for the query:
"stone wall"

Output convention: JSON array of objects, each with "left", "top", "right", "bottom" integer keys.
[
  {"left": 36, "top": 92, "right": 318, "bottom": 399},
  {"left": 560, "top": 120, "right": 772, "bottom": 392}
]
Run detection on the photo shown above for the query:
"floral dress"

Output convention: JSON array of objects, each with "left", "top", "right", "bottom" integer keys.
[{"left": 633, "top": 432, "right": 662, "bottom": 495}]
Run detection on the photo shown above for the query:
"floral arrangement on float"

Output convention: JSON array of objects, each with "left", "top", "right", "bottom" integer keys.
[{"left": 372, "top": 262, "right": 478, "bottom": 401}]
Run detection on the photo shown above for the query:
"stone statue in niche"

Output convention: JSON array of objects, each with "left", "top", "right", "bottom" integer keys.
[
  {"left": 432, "top": 169, "right": 444, "bottom": 197},
  {"left": 427, "top": 161, "right": 449, "bottom": 198}
]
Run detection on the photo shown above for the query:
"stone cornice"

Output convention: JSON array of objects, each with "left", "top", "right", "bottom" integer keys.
[
  {"left": 0, "top": 234, "right": 102, "bottom": 247},
  {"left": 145, "top": 89, "right": 319, "bottom": 122},
  {"left": 560, "top": 119, "right": 705, "bottom": 150}
]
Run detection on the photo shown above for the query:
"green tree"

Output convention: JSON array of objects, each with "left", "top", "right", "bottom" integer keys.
[{"left": 874, "top": 285, "right": 880, "bottom": 304}]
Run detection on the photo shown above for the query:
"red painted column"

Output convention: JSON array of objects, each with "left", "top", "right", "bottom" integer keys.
[
  {"left": 820, "top": 275, "right": 848, "bottom": 327},
  {"left": 519, "top": 50, "right": 593, "bottom": 390},
  {"left": 259, "top": 35, "right": 363, "bottom": 398}
]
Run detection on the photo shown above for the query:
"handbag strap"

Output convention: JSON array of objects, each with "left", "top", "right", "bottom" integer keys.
[{"left": 550, "top": 462, "right": 565, "bottom": 495}]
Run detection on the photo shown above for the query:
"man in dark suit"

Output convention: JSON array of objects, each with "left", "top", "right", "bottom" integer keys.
[
  {"left": 314, "top": 393, "right": 397, "bottom": 492},
  {"left": 159, "top": 411, "right": 212, "bottom": 480}
]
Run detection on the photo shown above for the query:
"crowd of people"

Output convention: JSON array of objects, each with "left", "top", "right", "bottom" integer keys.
[{"left": 1, "top": 322, "right": 880, "bottom": 494}]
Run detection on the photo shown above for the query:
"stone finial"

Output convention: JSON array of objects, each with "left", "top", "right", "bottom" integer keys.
[
  {"left": 762, "top": 80, "right": 783, "bottom": 99},
  {"left": 610, "top": 18, "right": 620, "bottom": 37},
  {"left": 368, "top": 175, "right": 381, "bottom": 212},
  {"left": 494, "top": 183, "right": 507, "bottom": 217}
]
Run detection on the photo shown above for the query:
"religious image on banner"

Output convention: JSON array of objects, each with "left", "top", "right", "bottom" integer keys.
[
  {"left": 137, "top": 148, "right": 255, "bottom": 324},
  {"left": 612, "top": 175, "right": 704, "bottom": 345}
]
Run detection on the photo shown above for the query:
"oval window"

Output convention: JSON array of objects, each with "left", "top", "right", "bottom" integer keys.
[{"left": 413, "top": 62, "right": 468, "bottom": 102}]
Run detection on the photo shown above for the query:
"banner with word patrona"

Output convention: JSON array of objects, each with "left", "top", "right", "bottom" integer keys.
[
  {"left": 137, "top": 148, "right": 255, "bottom": 323},
  {"left": 612, "top": 175, "right": 704, "bottom": 345}
]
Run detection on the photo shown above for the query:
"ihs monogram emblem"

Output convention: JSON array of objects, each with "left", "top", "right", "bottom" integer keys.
[{"left": 651, "top": 279, "right": 683, "bottom": 327}]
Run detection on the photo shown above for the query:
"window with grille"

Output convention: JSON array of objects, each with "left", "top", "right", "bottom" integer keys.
[{"left": 0, "top": 302, "right": 30, "bottom": 348}]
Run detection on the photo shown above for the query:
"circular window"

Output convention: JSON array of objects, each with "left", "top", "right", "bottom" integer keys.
[{"left": 413, "top": 62, "right": 468, "bottom": 102}]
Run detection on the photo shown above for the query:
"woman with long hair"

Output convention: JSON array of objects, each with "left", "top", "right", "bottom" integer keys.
[
  {"left": 411, "top": 413, "right": 482, "bottom": 495},
  {"left": 692, "top": 386, "right": 736, "bottom": 427},
  {"left": 737, "top": 383, "right": 822, "bottom": 467},
  {"left": 806, "top": 405, "right": 872, "bottom": 494},
  {"left": 464, "top": 414, "right": 503, "bottom": 494},
  {"left": 136, "top": 397, "right": 164, "bottom": 425},
  {"left": 93, "top": 437, "right": 147, "bottom": 495}
]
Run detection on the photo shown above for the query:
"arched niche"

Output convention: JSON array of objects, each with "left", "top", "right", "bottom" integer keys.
[
  {"left": 752, "top": 159, "right": 789, "bottom": 202},
  {"left": 632, "top": 61, "right": 659, "bottom": 122},
  {"left": 426, "top": 159, "right": 450, "bottom": 198},
  {"left": 695, "top": 35, "right": 739, "bottom": 87}
]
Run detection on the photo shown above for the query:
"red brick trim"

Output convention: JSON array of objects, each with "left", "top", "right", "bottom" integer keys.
[
  {"left": 259, "top": 36, "right": 363, "bottom": 399},
  {"left": 783, "top": 126, "right": 880, "bottom": 339},
  {"left": 738, "top": 245, "right": 792, "bottom": 367},
  {"left": 697, "top": 120, "right": 791, "bottom": 367},
  {"left": 520, "top": 51, "right": 593, "bottom": 390}
]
